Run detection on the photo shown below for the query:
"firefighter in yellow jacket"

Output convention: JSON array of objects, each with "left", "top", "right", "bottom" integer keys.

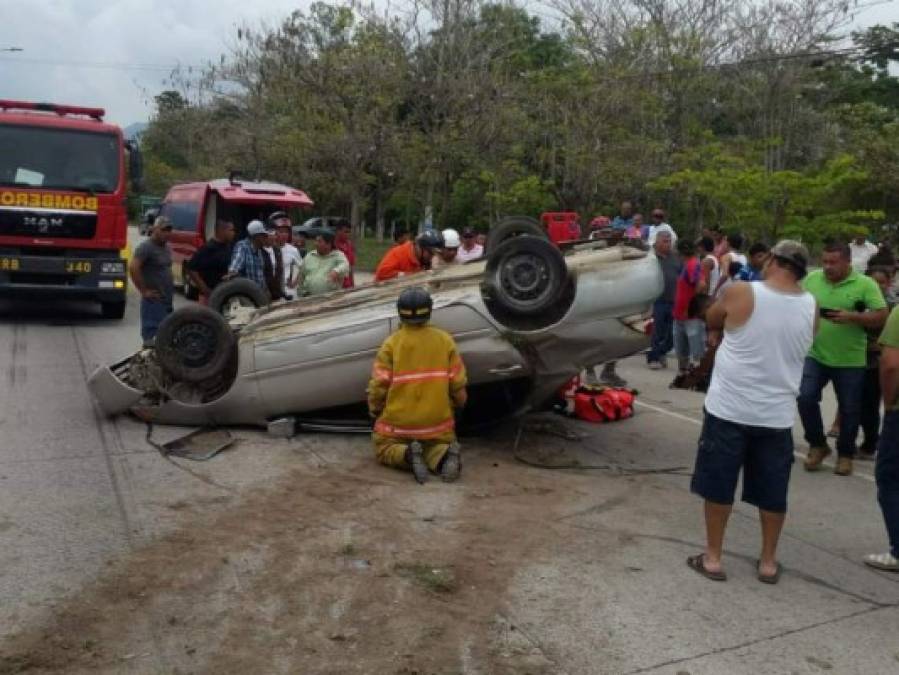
[{"left": 367, "top": 287, "right": 468, "bottom": 483}]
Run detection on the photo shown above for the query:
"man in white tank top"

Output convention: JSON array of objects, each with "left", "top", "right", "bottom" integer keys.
[{"left": 687, "top": 241, "right": 817, "bottom": 584}]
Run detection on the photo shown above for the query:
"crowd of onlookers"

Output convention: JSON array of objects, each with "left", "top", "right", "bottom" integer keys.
[{"left": 597, "top": 201, "right": 899, "bottom": 580}]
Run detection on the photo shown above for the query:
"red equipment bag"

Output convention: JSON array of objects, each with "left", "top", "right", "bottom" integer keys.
[{"left": 558, "top": 376, "right": 636, "bottom": 423}]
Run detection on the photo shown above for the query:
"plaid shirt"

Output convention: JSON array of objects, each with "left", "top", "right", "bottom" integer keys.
[{"left": 228, "top": 239, "right": 267, "bottom": 289}]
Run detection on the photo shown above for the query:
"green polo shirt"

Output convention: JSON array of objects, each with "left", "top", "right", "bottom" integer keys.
[
  {"left": 802, "top": 269, "right": 887, "bottom": 368},
  {"left": 880, "top": 306, "right": 899, "bottom": 411}
]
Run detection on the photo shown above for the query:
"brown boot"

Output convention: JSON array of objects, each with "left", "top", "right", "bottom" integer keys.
[
  {"left": 834, "top": 456, "right": 853, "bottom": 476},
  {"left": 804, "top": 445, "right": 831, "bottom": 471}
]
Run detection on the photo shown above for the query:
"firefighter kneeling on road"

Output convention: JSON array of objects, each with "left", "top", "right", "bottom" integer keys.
[{"left": 367, "top": 287, "right": 468, "bottom": 483}]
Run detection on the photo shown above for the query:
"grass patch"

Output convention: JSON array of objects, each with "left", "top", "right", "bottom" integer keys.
[
  {"left": 354, "top": 238, "right": 395, "bottom": 272},
  {"left": 394, "top": 562, "right": 458, "bottom": 593}
]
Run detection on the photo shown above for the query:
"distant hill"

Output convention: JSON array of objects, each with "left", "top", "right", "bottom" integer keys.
[{"left": 123, "top": 122, "right": 148, "bottom": 140}]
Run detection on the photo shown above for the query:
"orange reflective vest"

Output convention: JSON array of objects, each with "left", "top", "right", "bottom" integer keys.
[
  {"left": 374, "top": 241, "right": 421, "bottom": 281},
  {"left": 367, "top": 323, "right": 467, "bottom": 439}
]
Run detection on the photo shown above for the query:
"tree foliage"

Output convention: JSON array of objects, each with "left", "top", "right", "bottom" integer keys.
[{"left": 141, "top": 4, "right": 899, "bottom": 243}]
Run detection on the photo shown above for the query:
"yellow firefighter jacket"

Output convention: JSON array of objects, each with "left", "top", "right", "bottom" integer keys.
[{"left": 367, "top": 323, "right": 467, "bottom": 439}]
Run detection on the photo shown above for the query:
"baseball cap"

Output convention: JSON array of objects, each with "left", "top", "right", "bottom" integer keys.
[
  {"left": 442, "top": 228, "right": 461, "bottom": 248},
  {"left": 247, "top": 220, "right": 270, "bottom": 237},
  {"left": 154, "top": 215, "right": 173, "bottom": 230},
  {"left": 770, "top": 240, "right": 809, "bottom": 278}
]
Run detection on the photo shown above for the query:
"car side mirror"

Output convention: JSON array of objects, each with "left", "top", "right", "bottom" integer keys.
[{"left": 126, "top": 141, "right": 144, "bottom": 193}]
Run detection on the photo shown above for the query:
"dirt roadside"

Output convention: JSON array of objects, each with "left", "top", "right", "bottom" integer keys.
[{"left": 0, "top": 418, "right": 647, "bottom": 675}]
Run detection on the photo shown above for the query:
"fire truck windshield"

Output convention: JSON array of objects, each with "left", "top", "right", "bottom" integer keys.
[{"left": 0, "top": 124, "right": 120, "bottom": 194}]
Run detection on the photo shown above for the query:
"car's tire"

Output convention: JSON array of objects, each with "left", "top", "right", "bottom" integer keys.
[
  {"left": 482, "top": 236, "right": 567, "bottom": 317},
  {"left": 182, "top": 262, "right": 200, "bottom": 301},
  {"left": 155, "top": 306, "right": 235, "bottom": 384},
  {"left": 207, "top": 278, "right": 270, "bottom": 319},
  {"left": 484, "top": 216, "right": 548, "bottom": 256},
  {"left": 100, "top": 300, "right": 126, "bottom": 320}
]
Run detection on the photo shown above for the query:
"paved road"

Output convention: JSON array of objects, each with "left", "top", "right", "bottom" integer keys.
[{"left": 0, "top": 248, "right": 897, "bottom": 673}]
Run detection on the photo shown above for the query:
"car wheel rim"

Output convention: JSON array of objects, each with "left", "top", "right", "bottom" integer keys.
[
  {"left": 171, "top": 323, "right": 217, "bottom": 368},
  {"left": 223, "top": 294, "right": 257, "bottom": 320},
  {"left": 499, "top": 253, "right": 553, "bottom": 306}
]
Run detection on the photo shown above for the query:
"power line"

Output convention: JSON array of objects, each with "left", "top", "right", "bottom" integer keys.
[{"left": 0, "top": 55, "right": 203, "bottom": 72}]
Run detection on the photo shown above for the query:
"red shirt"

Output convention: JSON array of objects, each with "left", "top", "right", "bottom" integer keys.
[
  {"left": 673, "top": 256, "right": 701, "bottom": 321},
  {"left": 335, "top": 236, "right": 356, "bottom": 288},
  {"left": 374, "top": 241, "right": 421, "bottom": 281}
]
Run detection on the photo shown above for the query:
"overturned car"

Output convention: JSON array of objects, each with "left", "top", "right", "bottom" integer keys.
[{"left": 89, "top": 220, "right": 662, "bottom": 430}]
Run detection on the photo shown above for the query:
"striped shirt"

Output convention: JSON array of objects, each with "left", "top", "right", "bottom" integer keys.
[{"left": 228, "top": 239, "right": 267, "bottom": 289}]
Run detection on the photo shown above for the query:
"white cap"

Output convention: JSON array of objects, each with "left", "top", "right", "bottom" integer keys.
[
  {"left": 247, "top": 220, "right": 269, "bottom": 236},
  {"left": 442, "top": 228, "right": 460, "bottom": 248}
]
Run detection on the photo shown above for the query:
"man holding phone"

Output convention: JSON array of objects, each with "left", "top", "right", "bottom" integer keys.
[{"left": 798, "top": 241, "right": 888, "bottom": 476}]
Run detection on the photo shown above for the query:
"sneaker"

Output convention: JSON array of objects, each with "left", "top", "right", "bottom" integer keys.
[
  {"left": 834, "top": 456, "right": 853, "bottom": 476},
  {"left": 648, "top": 361, "right": 663, "bottom": 370},
  {"left": 440, "top": 442, "right": 461, "bottom": 482},
  {"left": 804, "top": 445, "right": 831, "bottom": 472},
  {"left": 857, "top": 447, "right": 876, "bottom": 461},
  {"left": 863, "top": 552, "right": 899, "bottom": 572},
  {"left": 408, "top": 441, "right": 429, "bottom": 484}
]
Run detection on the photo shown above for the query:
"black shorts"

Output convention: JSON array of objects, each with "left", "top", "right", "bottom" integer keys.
[{"left": 690, "top": 410, "right": 795, "bottom": 513}]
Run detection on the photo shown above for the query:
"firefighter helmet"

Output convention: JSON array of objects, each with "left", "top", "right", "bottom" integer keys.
[{"left": 397, "top": 286, "right": 433, "bottom": 325}]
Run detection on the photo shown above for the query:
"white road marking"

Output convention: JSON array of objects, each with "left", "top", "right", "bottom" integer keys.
[{"left": 634, "top": 400, "right": 876, "bottom": 484}]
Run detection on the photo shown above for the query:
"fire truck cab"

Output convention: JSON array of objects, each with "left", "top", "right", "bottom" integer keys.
[{"left": 0, "top": 99, "right": 141, "bottom": 318}]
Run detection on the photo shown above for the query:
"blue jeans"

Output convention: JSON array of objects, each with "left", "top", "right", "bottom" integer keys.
[
  {"left": 875, "top": 411, "right": 899, "bottom": 557},
  {"left": 647, "top": 300, "right": 674, "bottom": 363},
  {"left": 796, "top": 357, "right": 865, "bottom": 457},
  {"left": 140, "top": 297, "right": 173, "bottom": 344},
  {"left": 674, "top": 318, "right": 705, "bottom": 366}
]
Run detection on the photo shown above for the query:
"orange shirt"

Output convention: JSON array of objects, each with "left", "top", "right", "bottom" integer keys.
[{"left": 374, "top": 240, "right": 422, "bottom": 281}]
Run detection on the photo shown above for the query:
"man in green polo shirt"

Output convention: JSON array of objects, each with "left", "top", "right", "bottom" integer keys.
[
  {"left": 864, "top": 305, "right": 899, "bottom": 571},
  {"left": 798, "top": 241, "right": 888, "bottom": 476}
]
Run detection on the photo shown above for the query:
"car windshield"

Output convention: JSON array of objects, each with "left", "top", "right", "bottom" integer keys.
[{"left": 0, "top": 124, "right": 120, "bottom": 193}]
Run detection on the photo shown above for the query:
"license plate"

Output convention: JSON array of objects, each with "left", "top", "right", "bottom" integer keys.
[
  {"left": 0, "top": 257, "right": 20, "bottom": 271},
  {"left": 65, "top": 260, "right": 92, "bottom": 274}
]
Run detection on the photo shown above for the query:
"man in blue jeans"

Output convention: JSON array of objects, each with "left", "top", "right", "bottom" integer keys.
[
  {"left": 647, "top": 231, "right": 680, "bottom": 369},
  {"left": 865, "top": 305, "right": 899, "bottom": 571},
  {"left": 798, "top": 241, "right": 887, "bottom": 476},
  {"left": 129, "top": 216, "right": 175, "bottom": 347}
]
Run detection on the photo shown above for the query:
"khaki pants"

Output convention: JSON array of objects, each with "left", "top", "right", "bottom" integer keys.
[{"left": 373, "top": 431, "right": 456, "bottom": 472}]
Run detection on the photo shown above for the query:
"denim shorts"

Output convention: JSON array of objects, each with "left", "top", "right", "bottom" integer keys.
[{"left": 691, "top": 410, "right": 795, "bottom": 513}]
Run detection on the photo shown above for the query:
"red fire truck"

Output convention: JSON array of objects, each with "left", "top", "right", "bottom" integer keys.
[{"left": 0, "top": 100, "right": 142, "bottom": 318}]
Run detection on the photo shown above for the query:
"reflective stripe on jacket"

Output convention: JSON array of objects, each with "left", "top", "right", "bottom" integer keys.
[{"left": 367, "top": 324, "right": 467, "bottom": 439}]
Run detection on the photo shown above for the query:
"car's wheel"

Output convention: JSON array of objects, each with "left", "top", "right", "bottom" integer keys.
[
  {"left": 155, "top": 306, "right": 235, "bottom": 384},
  {"left": 484, "top": 216, "right": 548, "bottom": 256},
  {"left": 482, "top": 236, "right": 567, "bottom": 317},
  {"left": 207, "top": 278, "right": 270, "bottom": 320},
  {"left": 182, "top": 263, "right": 200, "bottom": 301},
  {"left": 100, "top": 300, "right": 126, "bottom": 320}
]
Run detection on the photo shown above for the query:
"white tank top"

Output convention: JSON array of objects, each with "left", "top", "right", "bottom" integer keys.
[
  {"left": 704, "top": 255, "right": 720, "bottom": 295},
  {"left": 705, "top": 282, "right": 816, "bottom": 429},
  {"left": 714, "top": 252, "right": 748, "bottom": 297}
]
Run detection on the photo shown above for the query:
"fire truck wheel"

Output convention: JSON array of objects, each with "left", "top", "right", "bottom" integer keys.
[
  {"left": 155, "top": 306, "right": 235, "bottom": 384},
  {"left": 207, "top": 278, "right": 270, "bottom": 320},
  {"left": 482, "top": 236, "right": 567, "bottom": 317},
  {"left": 484, "top": 216, "right": 548, "bottom": 257},
  {"left": 101, "top": 300, "right": 126, "bottom": 320}
]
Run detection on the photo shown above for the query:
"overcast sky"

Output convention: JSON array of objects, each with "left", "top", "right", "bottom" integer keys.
[{"left": 1, "top": 0, "right": 897, "bottom": 127}]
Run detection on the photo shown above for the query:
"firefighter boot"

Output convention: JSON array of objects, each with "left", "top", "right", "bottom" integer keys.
[
  {"left": 406, "top": 441, "right": 429, "bottom": 484},
  {"left": 440, "top": 442, "right": 462, "bottom": 483}
]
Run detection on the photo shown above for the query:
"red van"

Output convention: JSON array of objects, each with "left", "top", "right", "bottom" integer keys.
[
  {"left": 157, "top": 176, "right": 313, "bottom": 296},
  {"left": 540, "top": 212, "right": 582, "bottom": 245}
]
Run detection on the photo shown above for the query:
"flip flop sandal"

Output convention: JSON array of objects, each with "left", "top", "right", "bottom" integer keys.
[
  {"left": 756, "top": 561, "right": 783, "bottom": 584},
  {"left": 687, "top": 553, "right": 727, "bottom": 581}
]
